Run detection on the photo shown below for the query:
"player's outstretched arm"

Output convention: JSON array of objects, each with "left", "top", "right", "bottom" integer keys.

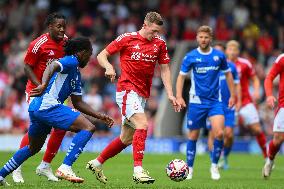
[
  {"left": 30, "top": 61, "right": 61, "bottom": 97},
  {"left": 70, "top": 95, "right": 114, "bottom": 127},
  {"left": 175, "top": 74, "right": 187, "bottom": 111},
  {"left": 225, "top": 71, "right": 236, "bottom": 108},
  {"left": 97, "top": 49, "right": 116, "bottom": 82}
]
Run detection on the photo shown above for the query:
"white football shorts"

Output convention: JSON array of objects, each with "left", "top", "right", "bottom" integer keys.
[
  {"left": 116, "top": 90, "right": 146, "bottom": 128},
  {"left": 273, "top": 108, "right": 284, "bottom": 132},
  {"left": 239, "top": 103, "right": 260, "bottom": 125}
]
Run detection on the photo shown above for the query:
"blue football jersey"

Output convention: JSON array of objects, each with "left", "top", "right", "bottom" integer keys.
[
  {"left": 180, "top": 47, "right": 229, "bottom": 104},
  {"left": 219, "top": 61, "right": 239, "bottom": 107},
  {"left": 29, "top": 55, "right": 82, "bottom": 111}
]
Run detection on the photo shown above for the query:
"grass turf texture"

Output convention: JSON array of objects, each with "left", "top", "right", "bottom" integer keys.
[{"left": 0, "top": 152, "right": 283, "bottom": 189}]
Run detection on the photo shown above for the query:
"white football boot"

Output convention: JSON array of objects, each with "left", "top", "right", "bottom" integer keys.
[
  {"left": 55, "top": 164, "right": 84, "bottom": 183},
  {"left": 86, "top": 159, "right": 107, "bottom": 184},
  {"left": 12, "top": 166, "right": 24, "bottom": 183},
  {"left": 262, "top": 158, "right": 274, "bottom": 179},
  {"left": 210, "top": 164, "right": 221, "bottom": 180}
]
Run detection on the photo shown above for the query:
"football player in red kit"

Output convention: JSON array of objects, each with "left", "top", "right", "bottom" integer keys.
[
  {"left": 12, "top": 12, "right": 68, "bottom": 183},
  {"left": 86, "top": 12, "right": 178, "bottom": 184},
  {"left": 262, "top": 53, "right": 284, "bottom": 178}
]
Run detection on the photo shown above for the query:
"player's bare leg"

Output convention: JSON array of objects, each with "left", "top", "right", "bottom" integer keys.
[
  {"left": 87, "top": 123, "right": 133, "bottom": 184},
  {"left": 209, "top": 115, "right": 224, "bottom": 180}
]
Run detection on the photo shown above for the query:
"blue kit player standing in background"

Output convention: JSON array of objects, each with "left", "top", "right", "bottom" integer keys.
[
  {"left": 176, "top": 26, "right": 236, "bottom": 180},
  {"left": 0, "top": 37, "right": 114, "bottom": 186},
  {"left": 207, "top": 43, "right": 241, "bottom": 170}
]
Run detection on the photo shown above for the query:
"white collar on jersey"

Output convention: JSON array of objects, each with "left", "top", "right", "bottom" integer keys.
[{"left": 197, "top": 46, "right": 212, "bottom": 55}]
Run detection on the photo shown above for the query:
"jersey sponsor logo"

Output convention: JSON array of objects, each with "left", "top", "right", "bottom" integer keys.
[
  {"left": 195, "top": 66, "right": 219, "bottom": 73},
  {"left": 130, "top": 52, "right": 158, "bottom": 62},
  {"left": 71, "top": 79, "right": 76, "bottom": 90},
  {"left": 133, "top": 44, "right": 140, "bottom": 50}
]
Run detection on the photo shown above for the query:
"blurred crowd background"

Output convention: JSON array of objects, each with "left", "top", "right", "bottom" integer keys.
[{"left": 0, "top": 0, "right": 283, "bottom": 138}]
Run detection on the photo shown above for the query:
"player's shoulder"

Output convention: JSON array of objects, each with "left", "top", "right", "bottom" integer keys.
[
  {"left": 228, "top": 61, "right": 236, "bottom": 68},
  {"left": 274, "top": 53, "right": 284, "bottom": 64},
  {"left": 154, "top": 35, "right": 166, "bottom": 43},
  {"left": 59, "top": 55, "right": 78, "bottom": 65},
  {"left": 237, "top": 57, "right": 253, "bottom": 68},
  {"left": 29, "top": 33, "right": 49, "bottom": 53},
  {"left": 115, "top": 32, "right": 138, "bottom": 42}
]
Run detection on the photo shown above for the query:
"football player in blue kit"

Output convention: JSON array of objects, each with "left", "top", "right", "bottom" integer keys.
[
  {"left": 207, "top": 43, "right": 241, "bottom": 170},
  {"left": 176, "top": 26, "right": 235, "bottom": 180},
  {"left": 0, "top": 37, "right": 114, "bottom": 186}
]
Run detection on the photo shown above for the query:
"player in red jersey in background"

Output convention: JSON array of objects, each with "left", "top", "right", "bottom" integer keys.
[
  {"left": 226, "top": 40, "right": 267, "bottom": 159},
  {"left": 86, "top": 12, "right": 178, "bottom": 184},
  {"left": 12, "top": 12, "right": 68, "bottom": 183},
  {"left": 262, "top": 54, "right": 284, "bottom": 178}
]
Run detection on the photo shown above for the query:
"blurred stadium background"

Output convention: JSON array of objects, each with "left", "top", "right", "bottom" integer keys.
[{"left": 0, "top": 0, "right": 283, "bottom": 154}]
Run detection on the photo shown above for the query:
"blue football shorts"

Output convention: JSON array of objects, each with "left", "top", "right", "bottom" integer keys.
[
  {"left": 28, "top": 104, "right": 80, "bottom": 137},
  {"left": 187, "top": 102, "right": 224, "bottom": 130}
]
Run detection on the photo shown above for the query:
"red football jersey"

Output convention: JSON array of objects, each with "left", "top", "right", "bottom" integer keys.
[
  {"left": 264, "top": 54, "right": 284, "bottom": 108},
  {"left": 234, "top": 57, "right": 256, "bottom": 106},
  {"left": 106, "top": 32, "right": 170, "bottom": 98},
  {"left": 24, "top": 33, "right": 66, "bottom": 95}
]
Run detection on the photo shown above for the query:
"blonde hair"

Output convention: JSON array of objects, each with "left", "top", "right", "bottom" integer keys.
[
  {"left": 226, "top": 40, "right": 240, "bottom": 49},
  {"left": 144, "top": 12, "right": 163, "bottom": 25},
  {"left": 197, "top": 25, "right": 213, "bottom": 37}
]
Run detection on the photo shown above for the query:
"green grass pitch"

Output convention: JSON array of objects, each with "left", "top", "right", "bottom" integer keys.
[{"left": 0, "top": 152, "right": 283, "bottom": 189}]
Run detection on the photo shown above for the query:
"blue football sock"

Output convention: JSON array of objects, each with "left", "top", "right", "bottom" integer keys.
[
  {"left": 0, "top": 146, "right": 32, "bottom": 178},
  {"left": 186, "top": 139, "right": 197, "bottom": 167},
  {"left": 63, "top": 130, "right": 93, "bottom": 166},
  {"left": 212, "top": 139, "right": 224, "bottom": 164},
  {"left": 223, "top": 146, "right": 232, "bottom": 159}
]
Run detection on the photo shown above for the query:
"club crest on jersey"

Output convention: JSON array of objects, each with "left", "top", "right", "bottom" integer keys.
[
  {"left": 133, "top": 44, "right": 140, "bottom": 50},
  {"left": 213, "top": 56, "right": 219, "bottom": 61}
]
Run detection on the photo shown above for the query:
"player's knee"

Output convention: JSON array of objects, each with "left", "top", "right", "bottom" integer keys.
[
  {"left": 274, "top": 134, "right": 284, "bottom": 145},
  {"left": 134, "top": 120, "right": 148, "bottom": 130},
  {"left": 120, "top": 134, "right": 133, "bottom": 145},
  {"left": 215, "top": 130, "right": 224, "bottom": 139},
  {"left": 121, "top": 137, "right": 132, "bottom": 145},
  {"left": 28, "top": 145, "right": 41, "bottom": 155},
  {"left": 85, "top": 124, "right": 96, "bottom": 133}
]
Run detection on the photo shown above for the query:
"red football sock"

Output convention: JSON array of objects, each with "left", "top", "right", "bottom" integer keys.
[
  {"left": 256, "top": 132, "right": 267, "bottom": 158},
  {"left": 133, "top": 129, "right": 147, "bottom": 167},
  {"left": 268, "top": 140, "right": 280, "bottom": 160},
  {"left": 20, "top": 132, "right": 29, "bottom": 148},
  {"left": 97, "top": 137, "right": 128, "bottom": 164},
  {"left": 42, "top": 129, "right": 66, "bottom": 163}
]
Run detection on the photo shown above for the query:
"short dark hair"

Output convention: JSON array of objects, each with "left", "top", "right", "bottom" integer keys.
[
  {"left": 45, "top": 12, "right": 66, "bottom": 27},
  {"left": 144, "top": 12, "right": 163, "bottom": 26},
  {"left": 64, "top": 37, "right": 92, "bottom": 55}
]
